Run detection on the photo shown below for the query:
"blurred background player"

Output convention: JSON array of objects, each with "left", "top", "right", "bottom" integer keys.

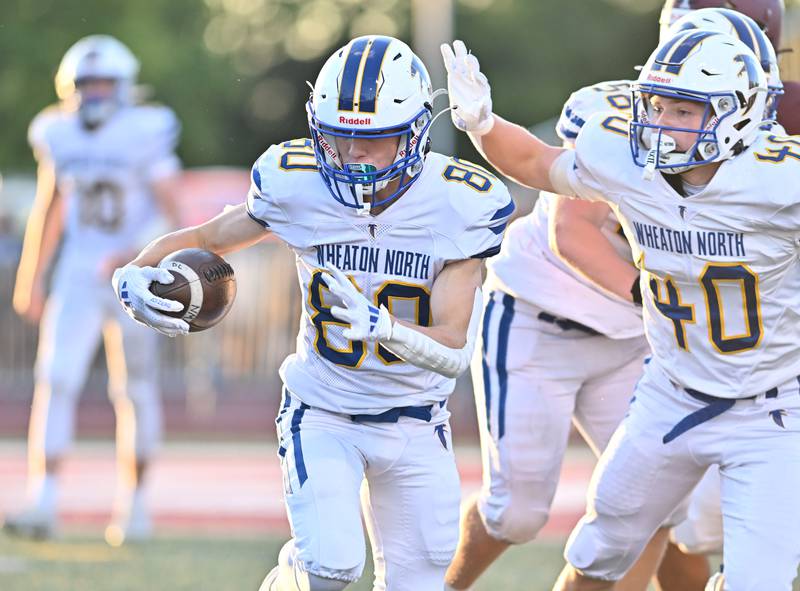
[
  {"left": 111, "top": 35, "right": 515, "bottom": 591},
  {"left": 7, "top": 34, "right": 183, "bottom": 546}
]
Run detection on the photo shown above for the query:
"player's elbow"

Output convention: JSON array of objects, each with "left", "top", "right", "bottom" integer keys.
[
  {"left": 437, "top": 329, "right": 467, "bottom": 350},
  {"left": 437, "top": 350, "right": 471, "bottom": 379}
]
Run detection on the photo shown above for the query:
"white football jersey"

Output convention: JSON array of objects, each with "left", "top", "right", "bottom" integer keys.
[
  {"left": 247, "top": 140, "right": 514, "bottom": 414},
  {"left": 29, "top": 104, "right": 181, "bottom": 278},
  {"left": 488, "top": 80, "right": 643, "bottom": 338},
  {"left": 561, "top": 112, "right": 800, "bottom": 398}
]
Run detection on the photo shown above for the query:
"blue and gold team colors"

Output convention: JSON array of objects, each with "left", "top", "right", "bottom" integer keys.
[
  {"left": 561, "top": 113, "right": 800, "bottom": 399},
  {"left": 246, "top": 141, "right": 514, "bottom": 414}
]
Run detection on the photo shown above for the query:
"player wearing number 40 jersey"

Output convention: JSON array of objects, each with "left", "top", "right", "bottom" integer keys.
[
  {"left": 7, "top": 35, "right": 182, "bottom": 546},
  {"left": 112, "top": 35, "right": 513, "bottom": 591},
  {"left": 443, "top": 20, "right": 800, "bottom": 591}
]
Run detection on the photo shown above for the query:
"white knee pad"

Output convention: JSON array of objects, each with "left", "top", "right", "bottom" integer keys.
[
  {"left": 273, "top": 541, "right": 355, "bottom": 591},
  {"left": 564, "top": 516, "right": 651, "bottom": 582},
  {"left": 479, "top": 489, "right": 549, "bottom": 544}
]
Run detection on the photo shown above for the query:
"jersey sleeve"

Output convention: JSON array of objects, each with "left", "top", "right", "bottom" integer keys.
[
  {"left": 440, "top": 160, "right": 516, "bottom": 261},
  {"left": 556, "top": 80, "right": 632, "bottom": 144},
  {"left": 553, "top": 113, "right": 626, "bottom": 205},
  {"left": 140, "top": 106, "right": 182, "bottom": 181},
  {"left": 245, "top": 144, "right": 292, "bottom": 232}
]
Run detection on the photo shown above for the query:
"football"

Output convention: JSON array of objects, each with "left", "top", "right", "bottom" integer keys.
[{"left": 149, "top": 248, "right": 237, "bottom": 332}]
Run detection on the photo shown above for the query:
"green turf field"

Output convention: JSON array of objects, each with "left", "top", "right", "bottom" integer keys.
[{"left": 0, "top": 531, "right": 566, "bottom": 591}]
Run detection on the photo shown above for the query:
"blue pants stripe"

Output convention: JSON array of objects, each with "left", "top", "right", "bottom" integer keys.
[
  {"left": 481, "top": 294, "right": 497, "bottom": 433},
  {"left": 290, "top": 401, "right": 310, "bottom": 487},
  {"left": 496, "top": 293, "right": 516, "bottom": 439}
]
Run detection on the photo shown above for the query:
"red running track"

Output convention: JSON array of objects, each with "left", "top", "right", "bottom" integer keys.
[{"left": 0, "top": 441, "right": 595, "bottom": 538}]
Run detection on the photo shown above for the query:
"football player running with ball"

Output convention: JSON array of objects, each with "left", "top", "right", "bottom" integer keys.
[
  {"left": 112, "top": 36, "right": 514, "bottom": 591},
  {"left": 7, "top": 35, "right": 182, "bottom": 545},
  {"left": 443, "top": 22, "right": 800, "bottom": 591}
]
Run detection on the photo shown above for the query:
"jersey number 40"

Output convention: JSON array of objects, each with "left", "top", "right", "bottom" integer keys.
[{"left": 649, "top": 262, "right": 761, "bottom": 354}]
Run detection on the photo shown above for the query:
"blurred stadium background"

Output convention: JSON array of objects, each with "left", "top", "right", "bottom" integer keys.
[{"left": 1, "top": 1, "right": 799, "bottom": 589}]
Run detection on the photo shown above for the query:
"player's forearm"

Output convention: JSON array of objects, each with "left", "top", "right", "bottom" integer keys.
[
  {"left": 129, "top": 226, "right": 203, "bottom": 268},
  {"left": 393, "top": 319, "right": 466, "bottom": 349},
  {"left": 470, "top": 115, "right": 559, "bottom": 191},
  {"left": 14, "top": 194, "right": 62, "bottom": 292},
  {"left": 380, "top": 287, "right": 483, "bottom": 379},
  {"left": 129, "top": 204, "right": 269, "bottom": 267},
  {"left": 552, "top": 219, "right": 639, "bottom": 302}
]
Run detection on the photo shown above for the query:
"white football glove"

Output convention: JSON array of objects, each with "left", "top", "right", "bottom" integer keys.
[
  {"left": 112, "top": 265, "right": 189, "bottom": 337},
  {"left": 440, "top": 40, "right": 494, "bottom": 136},
  {"left": 320, "top": 263, "right": 392, "bottom": 342}
]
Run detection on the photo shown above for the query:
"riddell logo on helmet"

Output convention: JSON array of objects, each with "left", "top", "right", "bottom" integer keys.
[
  {"left": 398, "top": 134, "right": 419, "bottom": 158},
  {"left": 339, "top": 115, "right": 372, "bottom": 125},
  {"left": 317, "top": 134, "right": 339, "bottom": 163},
  {"left": 647, "top": 73, "right": 673, "bottom": 84}
]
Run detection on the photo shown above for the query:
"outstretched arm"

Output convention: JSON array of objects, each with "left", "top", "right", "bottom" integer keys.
[{"left": 441, "top": 40, "right": 567, "bottom": 193}]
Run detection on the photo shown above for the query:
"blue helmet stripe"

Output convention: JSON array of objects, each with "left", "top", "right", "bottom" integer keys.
[
  {"left": 357, "top": 36, "right": 392, "bottom": 113},
  {"left": 338, "top": 37, "right": 370, "bottom": 111},
  {"left": 653, "top": 33, "right": 687, "bottom": 71},
  {"left": 721, "top": 10, "right": 767, "bottom": 68},
  {"left": 660, "top": 30, "right": 717, "bottom": 74},
  {"left": 742, "top": 14, "right": 771, "bottom": 71},
  {"left": 734, "top": 52, "right": 762, "bottom": 96}
]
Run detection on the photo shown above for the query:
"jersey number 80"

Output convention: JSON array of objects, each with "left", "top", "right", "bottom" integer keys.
[{"left": 308, "top": 270, "right": 431, "bottom": 368}]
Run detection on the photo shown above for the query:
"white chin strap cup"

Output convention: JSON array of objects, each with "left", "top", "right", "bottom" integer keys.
[{"left": 642, "top": 133, "right": 677, "bottom": 181}]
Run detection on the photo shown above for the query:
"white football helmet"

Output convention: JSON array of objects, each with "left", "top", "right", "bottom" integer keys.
[
  {"left": 668, "top": 8, "right": 782, "bottom": 121},
  {"left": 659, "top": 0, "right": 784, "bottom": 48},
  {"left": 307, "top": 35, "right": 434, "bottom": 214},
  {"left": 55, "top": 35, "right": 140, "bottom": 127},
  {"left": 631, "top": 30, "right": 767, "bottom": 176}
]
